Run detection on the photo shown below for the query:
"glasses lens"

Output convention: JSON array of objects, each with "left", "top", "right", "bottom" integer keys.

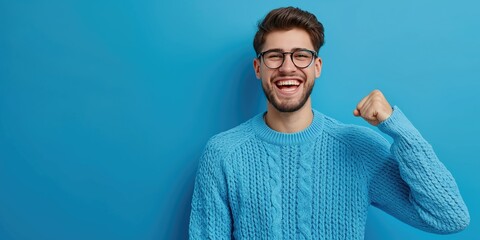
[
  {"left": 263, "top": 51, "right": 284, "bottom": 69},
  {"left": 292, "top": 50, "right": 314, "bottom": 68}
]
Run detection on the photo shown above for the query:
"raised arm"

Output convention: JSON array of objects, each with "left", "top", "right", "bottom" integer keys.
[{"left": 353, "top": 90, "right": 469, "bottom": 233}]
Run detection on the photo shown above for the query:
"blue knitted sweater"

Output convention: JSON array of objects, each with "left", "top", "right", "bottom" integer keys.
[{"left": 189, "top": 107, "right": 470, "bottom": 239}]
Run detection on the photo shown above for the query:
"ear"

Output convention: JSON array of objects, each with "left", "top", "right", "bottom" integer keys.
[
  {"left": 314, "top": 57, "right": 322, "bottom": 78},
  {"left": 253, "top": 58, "right": 261, "bottom": 79}
]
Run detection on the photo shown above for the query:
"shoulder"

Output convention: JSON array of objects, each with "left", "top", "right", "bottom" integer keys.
[
  {"left": 204, "top": 117, "right": 257, "bottom": 157},
  {"left": 322, "top": 114, "right": 390, "bottom": 154}
]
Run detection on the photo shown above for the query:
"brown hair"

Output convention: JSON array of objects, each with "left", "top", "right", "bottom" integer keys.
[{"left": 253, "top": 7, "right": 325, "bottom": 55}]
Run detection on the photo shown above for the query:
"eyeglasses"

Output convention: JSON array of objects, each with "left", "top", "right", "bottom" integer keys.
[{"left": 257, "top": 49, "right": 317, "bottom": 69}]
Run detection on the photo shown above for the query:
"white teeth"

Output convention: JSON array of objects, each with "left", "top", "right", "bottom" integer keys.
[{"left": 276, "top": 80, "right": 300, "bottom": 86}]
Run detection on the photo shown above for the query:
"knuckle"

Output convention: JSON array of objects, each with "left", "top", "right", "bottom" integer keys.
[{"left": 372, "top": 89, "right": 382, "bottom": 97}]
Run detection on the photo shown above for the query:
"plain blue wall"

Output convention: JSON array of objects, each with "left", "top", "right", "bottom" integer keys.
[{"left": 1, "top": 1, "right": 479, "bottom": 239}]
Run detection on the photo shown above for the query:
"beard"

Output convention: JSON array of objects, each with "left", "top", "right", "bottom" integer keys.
[{"left": 261, "top": 78, "right": 315, "bottom": 113}]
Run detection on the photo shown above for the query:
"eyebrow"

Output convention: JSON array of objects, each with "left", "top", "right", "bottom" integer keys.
[{"left": 263, "top": 47, "right": 310, "bottom": 52}]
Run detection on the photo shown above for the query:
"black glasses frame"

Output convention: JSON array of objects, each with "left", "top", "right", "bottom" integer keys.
[{"left": 257, "top": 49, "right": 318, "bottom": 69}]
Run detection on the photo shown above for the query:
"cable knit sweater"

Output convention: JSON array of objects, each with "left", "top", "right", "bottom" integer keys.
[{"left": 189, "top": 107, "right": 470, "bottom": 240}]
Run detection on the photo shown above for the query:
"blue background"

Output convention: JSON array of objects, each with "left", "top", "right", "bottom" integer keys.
[{"left": 1, "top": 1, "right": 479, "bottom": 239}]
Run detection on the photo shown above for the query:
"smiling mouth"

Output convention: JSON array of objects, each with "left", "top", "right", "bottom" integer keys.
[{"left": 275, "top": 79, "right": 301, "bottom": 93}]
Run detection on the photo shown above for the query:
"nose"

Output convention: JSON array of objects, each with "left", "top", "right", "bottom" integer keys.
[{"left": 278, "top": 53, "right": 296, "bottom": 72}]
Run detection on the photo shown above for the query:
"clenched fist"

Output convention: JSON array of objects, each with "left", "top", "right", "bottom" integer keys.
[{"left": 353, "top": 90, "right": 393, "bottom": 126}]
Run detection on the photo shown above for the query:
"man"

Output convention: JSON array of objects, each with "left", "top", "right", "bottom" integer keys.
[{"left": 189, "top": 6, "right": 470, "bottom": 240}]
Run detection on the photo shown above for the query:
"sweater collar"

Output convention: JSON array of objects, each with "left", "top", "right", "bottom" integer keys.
[{"left": 251, "top": 109, "right": 324, "bottom": 145}]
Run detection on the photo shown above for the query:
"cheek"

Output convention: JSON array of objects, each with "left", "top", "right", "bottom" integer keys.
[
  {"left": 261, "top": 71, "right": 273, "bottom": 83},
  {"left": 305, "top": 70, "right": 316, "bottom": 82},
  {"left": 261, "top": 78, "right": 271, "bottom": 88}
]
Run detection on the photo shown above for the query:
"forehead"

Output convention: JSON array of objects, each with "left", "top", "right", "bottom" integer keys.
[{"left": 262, "top": 28, "right": 314, "bottom": 52}]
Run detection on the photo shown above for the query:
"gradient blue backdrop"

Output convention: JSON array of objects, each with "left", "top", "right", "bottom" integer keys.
[{"left": 1, "top": 1, "right": 478, "bottom": 239}]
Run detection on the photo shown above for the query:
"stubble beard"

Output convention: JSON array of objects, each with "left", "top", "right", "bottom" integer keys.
[{"left": 262, "top": 79, "right": 315, "bottom": 113}]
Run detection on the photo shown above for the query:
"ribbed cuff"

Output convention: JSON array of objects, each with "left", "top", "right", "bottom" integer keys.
[{"left": 377, "top": 106, "right": 422, "bottom": 140}]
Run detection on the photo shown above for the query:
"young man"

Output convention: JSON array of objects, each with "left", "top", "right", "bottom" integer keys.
[{"left": 189, "top": 7, "right": 470, "bottom": 239}]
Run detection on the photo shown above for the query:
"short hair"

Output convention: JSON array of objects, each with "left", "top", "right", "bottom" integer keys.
[{"left": 253, "top": 7, "right": 325, "bottom": 55}]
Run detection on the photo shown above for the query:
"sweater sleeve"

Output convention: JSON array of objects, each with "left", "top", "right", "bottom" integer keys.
[
  {"left": 366, "top": 106, "right": 470, "bottom": 234},
  {"left": 189, "top": 139, "right": 233, "bottom": 239}
]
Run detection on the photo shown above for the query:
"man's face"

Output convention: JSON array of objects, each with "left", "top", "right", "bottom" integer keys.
[{"left": 254, "top": 28, "right": 322, "bottom": 112}]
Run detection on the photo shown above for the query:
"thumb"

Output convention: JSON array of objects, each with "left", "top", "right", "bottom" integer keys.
[{"left": 353, "top": 108, "right": 361, "bottom": 117}]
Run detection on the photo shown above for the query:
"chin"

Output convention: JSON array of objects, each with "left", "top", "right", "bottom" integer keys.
[{"left": 272, "top": 100, "right": 306, "bottom": 113}]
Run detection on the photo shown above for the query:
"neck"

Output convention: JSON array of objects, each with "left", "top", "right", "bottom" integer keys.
[{"left": 264, "top": 99, "right": 314, "bottom": 133}]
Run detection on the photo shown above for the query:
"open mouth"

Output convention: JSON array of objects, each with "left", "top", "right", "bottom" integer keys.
[{"left": 275, "top": 79, "right": 302, "bottom": 94}]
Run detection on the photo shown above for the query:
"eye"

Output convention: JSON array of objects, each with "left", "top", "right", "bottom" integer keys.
[
  {"left": 265, "top": 52, "right": 283, "bottom": 60},
  {"left": 293, "top": 51, "right": 312, "bottom": 60}
]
